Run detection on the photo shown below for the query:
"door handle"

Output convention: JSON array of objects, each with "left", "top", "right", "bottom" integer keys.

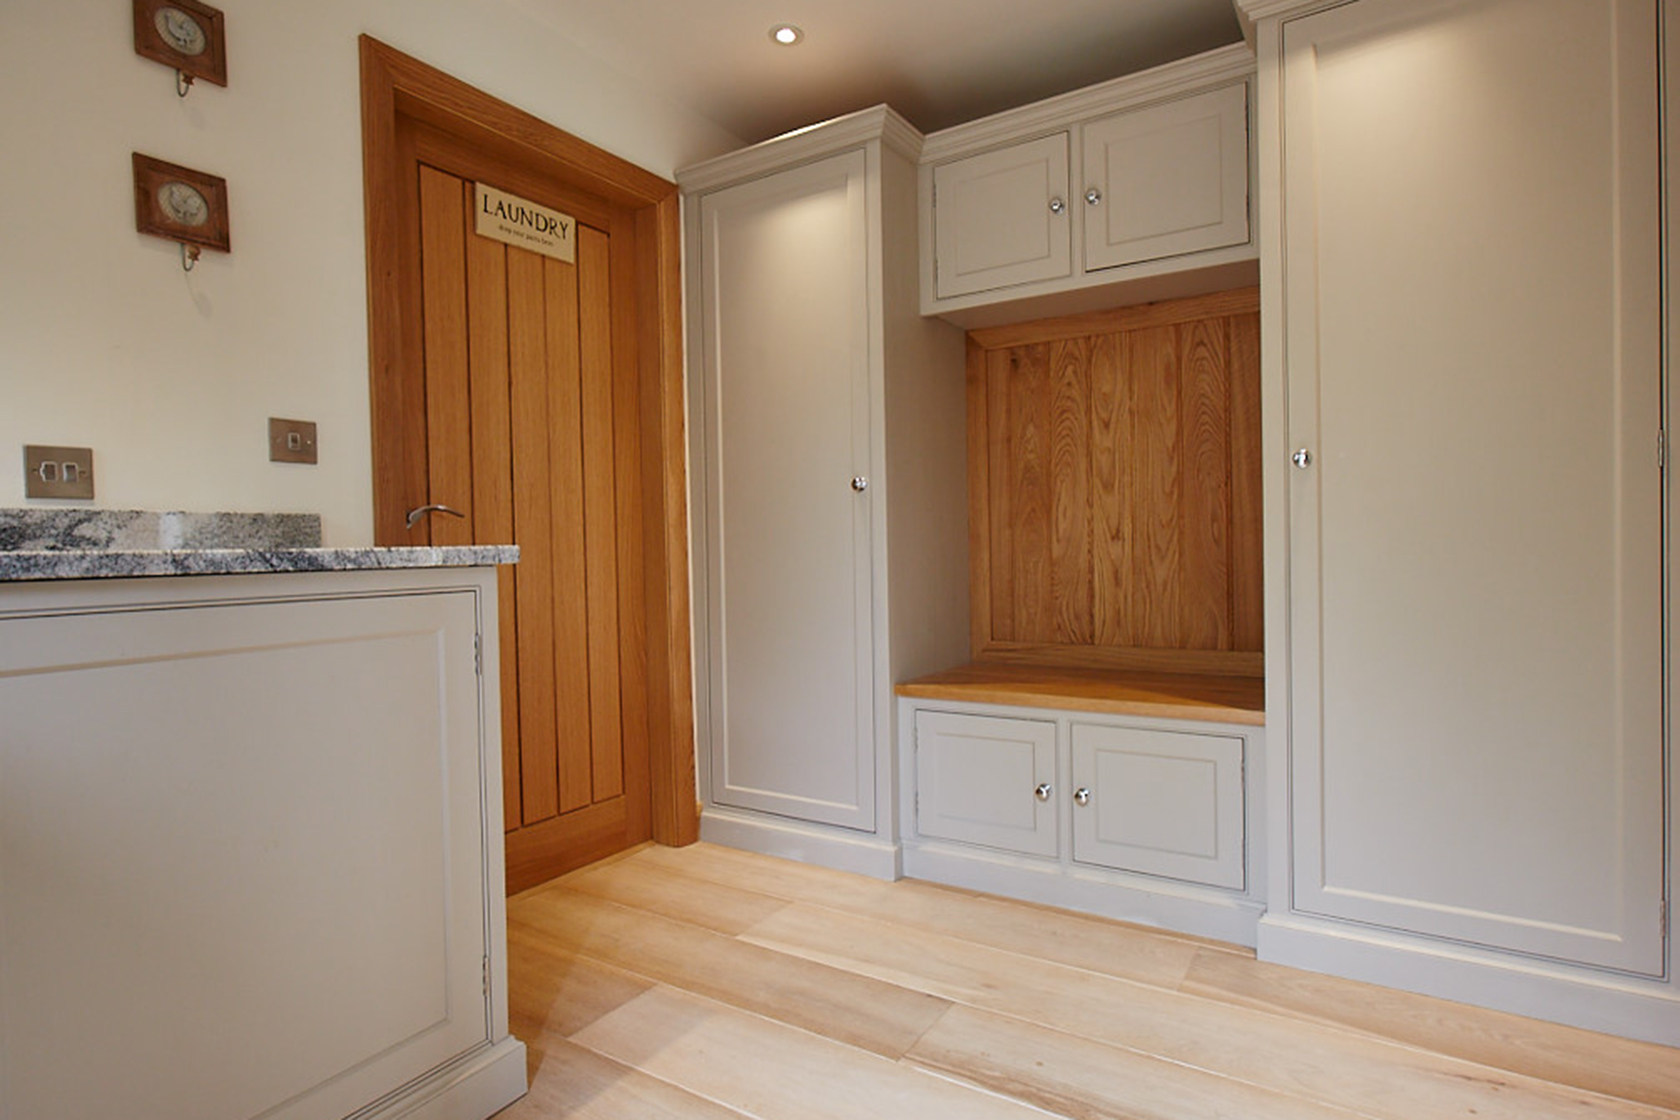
[{"left": 405, "top": 503, "right": 467, "bottom": 530}]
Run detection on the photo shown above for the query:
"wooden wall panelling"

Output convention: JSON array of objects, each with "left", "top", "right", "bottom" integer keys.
[
  {"left": 1228, "top": 314, "right": 1263, "bottom": 652},
  {"left": 1050, "top": 338, "right": 1094, "bottom": 645},
  {"left": 1089, "top": 330, "right": 1132, "bottom": 647},
  {"left": 968, "top": 288, "right": 1261, "bottom": 675},
  {"left": 965, "top": 339, "right": 994, "bottom": 655},
  {"left": 1178, "top": 317, "right": 1231, "bottom": 650}
]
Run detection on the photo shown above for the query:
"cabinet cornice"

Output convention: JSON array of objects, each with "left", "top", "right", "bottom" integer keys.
[
  {"left": 676, "top": 104, "right": 922, "bottom": 194},
  {"left": 920, "top": 42, "right": 1254, "bottom": 165}
]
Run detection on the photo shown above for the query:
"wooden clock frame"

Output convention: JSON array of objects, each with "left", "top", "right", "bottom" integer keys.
[
  {"left": 133, "top": 0, "right": 227, "bottom": 88},
  {"left": 133, "top": 153, "right": 231, "bottom": 254}
]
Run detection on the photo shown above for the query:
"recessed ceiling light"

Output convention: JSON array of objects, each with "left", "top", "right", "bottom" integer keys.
[{"left": 769, "top": 23, "right": 803, "bottom": 46}]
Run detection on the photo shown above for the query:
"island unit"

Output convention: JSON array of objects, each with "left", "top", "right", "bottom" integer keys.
[{"left": 0, "top": 543, "right": 526, "bottom": 1120}]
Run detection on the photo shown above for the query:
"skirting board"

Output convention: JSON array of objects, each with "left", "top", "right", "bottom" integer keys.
[
  {"left": 700, "top": 807, "right": 902, "bottom": 880},
  {"left": 367, "top": 1038, "right": 528, "bottom": 1120},
  {"left": 903, "top": 839, "right": 1264, "bottom": 947},
  {"left": 1257, "top": 913, "right": 1680, "bottom": 1047}
]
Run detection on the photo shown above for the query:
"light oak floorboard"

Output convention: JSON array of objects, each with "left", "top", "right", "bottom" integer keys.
[
  {"left": 573, "top": 985, "right": 1054, "bottom": 1120},
  {"left": 628, "top": 841, "right": 1229, "bottom": 986},
  {"left": 495, "top": 1036, "right": 754, "bottom": 1120},
  {"left": 560, "top": 854, "right": 791, "bottom": 935},
  {"left": 507, "top": 930, "right": 653, "bottom": 1041},
  {"left": 739, "top": 901, "right": 1672, "bottom": 1120},
  {"left": 510, "top": 884, "right": 950, "bottom": 1059},
  {"left": 500, "top": 843, "right": 1680, "bottom": 1120},
  {"left": 909, "top": 1003, "right": 1370, "bottom": 1120},
  {"left": 1181, "top": 946, "right": 1680, "bottom": 1113}
]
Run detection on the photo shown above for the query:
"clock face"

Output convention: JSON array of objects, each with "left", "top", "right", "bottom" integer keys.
[
  {"left": 153, "top": 7, "right": 208, "bottom": 57},
  {"left": 157, "top": 181, "right": 210, "bottom": 228}
]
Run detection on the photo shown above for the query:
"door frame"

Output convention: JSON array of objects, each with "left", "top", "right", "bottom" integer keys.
[{"left": 357, "top": 35, "right": 697, "bottom": 851}]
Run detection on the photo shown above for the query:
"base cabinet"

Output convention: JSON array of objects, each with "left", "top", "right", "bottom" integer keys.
[
  {"left": 902, "top": 697, "right": 1262, "bottom": 944},
  {"left": 914, "top": 711, "right": 1057, "bottom": 857},
  {"left": 0, "top": 568, "right": 526, "bottom": 1120},
  {"left": 1070, "top": 724, "right": 1245, "bottom": 890}
]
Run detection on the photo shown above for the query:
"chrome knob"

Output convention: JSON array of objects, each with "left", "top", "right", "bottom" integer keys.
[
  {"left": 1073, "top": 787, "right": 1092, "bottom": 807},
  {"left": 1085, "top": 187, "right": 1102, "bottom": 206},
  {"left": 405, "top": 503, "right": 467, "bottom": 530},
  {"left": 1292, "top": 448, "right": 1313, "bottom": 469},
  {"left": 851, "top": 476, "right": 868, "bottom": 492},
  {"left": 1049, "top": 197, "right": 1065, "bottom": 214},
  {"left": 1034, "top": 783, "right": 1052, "bottom": 802}
]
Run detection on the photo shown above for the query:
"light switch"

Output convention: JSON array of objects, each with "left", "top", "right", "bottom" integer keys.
[
  {"left": 24, "top": 445, "right": 95, "bottom": 499},
  {"left": 269, "top": 418, "right": 318, "bottom": 464}
]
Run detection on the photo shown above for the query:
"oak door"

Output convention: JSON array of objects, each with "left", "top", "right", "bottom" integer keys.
[
  {"left": 400, "top": 121, "right": 650, "bottom": 891},
  {"left": 1280, "top": 0, "right": 1664, "bottom": 973}
]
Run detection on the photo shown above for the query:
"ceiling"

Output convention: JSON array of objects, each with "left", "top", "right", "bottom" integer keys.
[{"left": 516, "top": 0, "right": 1246, "bottom": 146}]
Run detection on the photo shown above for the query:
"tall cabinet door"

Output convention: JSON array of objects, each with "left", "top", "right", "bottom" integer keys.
[
  {"left": 697, "top": 149, "right": 877, "bottom": 831},
  {"left": 1281, "top": 0, "right": 1664, "bottom": 972}
]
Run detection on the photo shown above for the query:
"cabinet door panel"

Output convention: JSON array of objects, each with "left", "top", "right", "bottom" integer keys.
[
  {"left": 1082, "top": 84, "right": 1249, "bottom": 271},
  {"left": 1070, "top": 724, "right": 1244, "bottom": 889},
  {"left": 1282, "top": 0, "right": 1663, "bottom": 972},
  {"left": 0, "top": 591, "right": 489, "bottom": 1120},
  {"left": 915, "top": 711, "right": 1057, "bottom": 857},
  {"left": 933, "top": 133, "right": 1072, "bottom": 298},
  {"left": 699, "top": 149, "right": 876, "bottom": 830}
]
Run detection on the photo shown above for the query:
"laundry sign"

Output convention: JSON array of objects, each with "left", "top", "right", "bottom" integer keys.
[{"left": 474, "top": 183, "right": 575, "bottom": 263}]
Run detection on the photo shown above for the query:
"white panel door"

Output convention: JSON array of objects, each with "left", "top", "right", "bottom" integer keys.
[
  {"left": 915, "top": 710, "right": 1058, "bottom": 857},
  {"left": 1282, "top": 0, "right": 1664, "bottom": 972},
  {"left": 0, "top": 590, "right": 489, "bottom": 1120},
  {"left": 1070, "top": 724, "right": 1245, "bottom": 889},
  {"left": 932, "top": 132, "right": 1072, "bottom": 298},
  {"left": 1081, "top": 84, "right": 1249, "bottom": 271},
  {"left": 699, "top": 149, "right": 876, "bottom": 830}
]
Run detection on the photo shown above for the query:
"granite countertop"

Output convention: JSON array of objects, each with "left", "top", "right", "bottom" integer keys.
[
  {"left": 0, "top": 545, "right": 520, "bottom": 582},
  {"left": 0, "top": 508, "right": 516, "bottom": 582}
]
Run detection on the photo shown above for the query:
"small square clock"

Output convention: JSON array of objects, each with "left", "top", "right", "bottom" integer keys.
[
  {"left": 133, "top": 154, "right": 230, "bottom": 253},
  {"left": 133, "top": 0, "right": 227, "bottom": 88}
]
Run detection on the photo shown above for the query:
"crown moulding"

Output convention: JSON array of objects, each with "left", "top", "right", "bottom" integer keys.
[
  {"left": 1232, "top": 0, "right": 1352, "bottom": 37},
  {"left": 919, "top": 42, "right": 1255, "bottom": 164},
  {"left": 676, "top": 105, "right": 923, "bottom": 194}
]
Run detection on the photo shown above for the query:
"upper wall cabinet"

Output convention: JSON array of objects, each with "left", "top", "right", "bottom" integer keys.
[
  {"left": 921, "top": 45, "right": 1258, "bottom": 328},
  {"left": 932, "top": 132, "right": 1072, "bottom": 298},
  {"left": 1080, "top": 84, "right": 1249, "bottom": 271}
]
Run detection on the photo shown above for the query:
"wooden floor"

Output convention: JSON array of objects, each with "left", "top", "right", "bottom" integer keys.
[{"left": 497, "top": 842, "right": 1680, "bottom": 1120}]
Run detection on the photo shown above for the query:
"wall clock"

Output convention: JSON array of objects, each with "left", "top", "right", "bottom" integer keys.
[
  {"left": 133, "top": 153, "right": 230, "bottom": 268},
  {"left": 133, "top": 0, "right": 227, "bottom": 93}
]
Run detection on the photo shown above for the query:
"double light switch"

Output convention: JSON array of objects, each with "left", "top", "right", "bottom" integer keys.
[{"left": 24, "top": 445, "right": 95, "bottom": 499}]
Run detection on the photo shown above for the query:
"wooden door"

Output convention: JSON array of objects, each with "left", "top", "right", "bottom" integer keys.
[
  {"left": 1280, "top": 0, "right": 1663, "bottom": 973},
  {"left": 932, "top": 133, "right": 1072, "bottom": 299},
  {"left": 360, "top": 39, "right": 697, "bottom": 896},
  {"left": 401, "top": 120, "right": 650, "bottom": 891},
  {"left": 695, "top": 150, "right": 877, "bottom": 831}
]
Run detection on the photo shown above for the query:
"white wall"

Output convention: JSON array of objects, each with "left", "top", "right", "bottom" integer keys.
[{"left": 0, "top": 0, "right": 743, "bottom": 545}]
